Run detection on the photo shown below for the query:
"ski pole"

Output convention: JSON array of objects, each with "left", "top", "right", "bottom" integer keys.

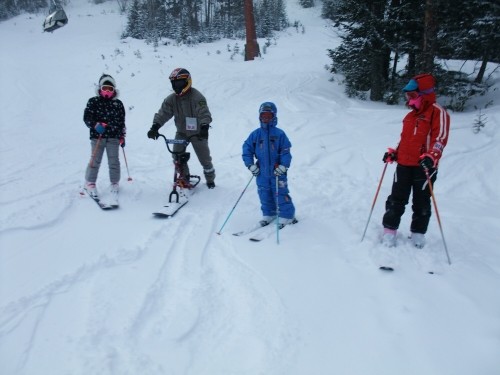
[
  {"left": 275, "top": 174, "right": 280, "bottom": 245},
  {"left": 121, "top": 146, "right": 133, "bottom": 181},
  {"left": 424, "top": 168, "right": 452, "bottom": 265},
  {"left": 216, "top": 175, "right": 254, "bottom": 235},
  {"left": 361, "top": 162, "right": 388, "bottom": 242},
  {"left": 89, "top": 135, "right": 102, "bottom": 168}
]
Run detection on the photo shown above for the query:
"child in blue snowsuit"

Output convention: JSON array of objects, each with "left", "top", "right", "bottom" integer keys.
[{"left": 242, "top": 102, "right": 296, "bottom": 227}]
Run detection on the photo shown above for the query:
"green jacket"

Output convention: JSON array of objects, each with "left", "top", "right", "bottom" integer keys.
[{"left": 153, "top": 87, "right": 212, "bottom": 137}]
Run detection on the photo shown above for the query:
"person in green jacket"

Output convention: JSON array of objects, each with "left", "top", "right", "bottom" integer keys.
[{"left": 147, "top": 68, "right": 215, "bottom": 189}]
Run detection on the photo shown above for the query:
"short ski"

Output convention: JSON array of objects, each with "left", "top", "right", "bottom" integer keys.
[
  {"left": 152, "top": 175, "right": 200, "bottom": 218},
  {"left": 152, "top": 201, "right": 188, "bottom": 218},
  {"left": 153, "top": 192, "right": 189, "bottom": 218}
]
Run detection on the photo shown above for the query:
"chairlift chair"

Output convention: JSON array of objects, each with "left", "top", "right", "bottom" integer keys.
[{"left": 43, "top": 8, "right": 68, "bottom": 32}]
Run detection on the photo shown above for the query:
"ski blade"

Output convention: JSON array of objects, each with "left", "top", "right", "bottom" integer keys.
[
  {"left": 152, "top": 187, "right": 193, "bottom": 218},
  {"left": 232, "top": 224, "right": 267, "bottom": 237},
  {"left": 379, "top": 266, "right": 394, "bottom": 272},
  {"left": 94, "top": 198, "right": 114, "bottom": 210},
  {"left": 109, "top": 191, "right": 119, "bottom": 208},
  {"left": 249, "top": 224, "right": 281, "bottom": 242},
  {"left": 249, "top": 218, "right": 297, "bottom": 242},
  {"left": 83, "top": 188, "right": 114, "bottom": 210},
  {"left": 232, "top": 218, "right": 277, "bottom": 237},
  {"left": 153, "top": 201, "right": 188, "bottom": 218}
]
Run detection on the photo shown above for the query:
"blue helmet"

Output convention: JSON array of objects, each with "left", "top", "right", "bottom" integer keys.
[{"left": 259, "top": 101, "right": 278, "bottom": 128}]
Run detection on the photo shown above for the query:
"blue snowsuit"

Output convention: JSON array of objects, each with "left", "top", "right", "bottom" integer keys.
[{"left": 242, "top": 110, "right": 295, "bottom": 220}]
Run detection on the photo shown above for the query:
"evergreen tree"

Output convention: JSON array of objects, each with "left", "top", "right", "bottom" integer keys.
[
  {"left": 324, "top": 0, "right": 396, "bottom": 101},
  {"left": 123, "top": 0, "right": 142, "bottom": 39},
  {"left": 16, "top": 0, "right": 47, "bottom": 13},
  {"left": 256, "top": 0, "right": 287, "bottom": 38},
  {"left": 324, "top": 0, "right": 497, "bottom": 106},
  {"left": 299, "top": 0, "right": 314, "bottom": 8},
  {"left": 0, "top": 0, "right": 17, "bottom": 21},
  {"left": 437, "top": 0, "right": 500, "bottom": 83},
  {"left": 121, "top": 0, "right": 288, "bottom": 45},
  {"left": 1, "top": 0, "right": 52, "bottom": 20},
  {"left": 328, "top": 31, "right": 372, "bottom": 99}
]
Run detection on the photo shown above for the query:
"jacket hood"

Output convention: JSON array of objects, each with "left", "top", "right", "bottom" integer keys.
[
  {"left": 96, "top": 74, "right": 119, "bottom": 99},
  {"left": 259, "top": 101, "right": 278, "bottom": 129}
]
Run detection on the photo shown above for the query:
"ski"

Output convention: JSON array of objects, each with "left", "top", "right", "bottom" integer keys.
[
  {"left": 379, "top": 266, "right": 394, "bottom": 272},
  {"left": 232, "top": 220, "right": 275, "bottom": 237},
  {"left": 108, "top": 191, "right": 119, "bottom": 208},
  {"left": 375, "top": 236, "right": 438, "bottom": 274},
  {"left": 152, "top": 200, "right": 188, "bottom": 218},
  {"left": 249, "top": 224, "right": 280, "bottom": 242},
  {"left": 152, "top": 175, "right": 200, "bottom": 218},
  {"left": 249, "top": 218, "right": 298, "bottom": 242},
  {"left": 152, "top": 191, "right": 189, "bottom": 218},
  {"left": 378, "top": 265, "right": 434, "bottom": 274},
  {"left": 81, "top": 189, "right": 114, "bottom": 210}
]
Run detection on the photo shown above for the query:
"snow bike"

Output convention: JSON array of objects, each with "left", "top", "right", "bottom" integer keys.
[{"left": 153, "top": 134, "right": 201, "bottom": 217}]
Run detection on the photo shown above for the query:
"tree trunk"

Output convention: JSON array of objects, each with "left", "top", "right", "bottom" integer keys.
[
  {"left": 475, "top": 56, "right": 488, "bottom": 83},
  {"left": 391, "top": 50, "right": 399, "bottom": 86},
  {"left": 420, "top": 0, "right": 436, "bottom": 72},
  {"left": 370, "top": 51, "right": 385, "bottom": 101},
  {"left": 244, "top": 0, "right": 260, "bottom": 61},
  {"left": 407, "top": 50, "right": 417, "bottom": 77},
  {"left": 369, "top": 0, "right": 387, "bottom": 101}
]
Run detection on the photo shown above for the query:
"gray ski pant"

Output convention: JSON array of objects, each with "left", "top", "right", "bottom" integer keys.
[
  {"left": 173, "top": 134, "right": 215, "bottom": 183},
  {"left": 85, "top": 137, "right": 121, "bottom": 184}
]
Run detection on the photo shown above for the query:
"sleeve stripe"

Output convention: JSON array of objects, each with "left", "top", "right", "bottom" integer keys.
[{"left": 433, "top": 103, "right": 449, "bottom": 143}]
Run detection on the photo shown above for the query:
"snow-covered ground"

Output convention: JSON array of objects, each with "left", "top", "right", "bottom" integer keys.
[{"left": 1, "top": 1, "right": 499, "bottom": 374}]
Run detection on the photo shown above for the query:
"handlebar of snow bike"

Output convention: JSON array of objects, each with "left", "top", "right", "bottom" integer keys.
[{"left": 158, "top": 133, "right": 198, "bottom": 155}]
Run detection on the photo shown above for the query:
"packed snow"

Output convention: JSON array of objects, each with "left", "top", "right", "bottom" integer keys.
[{"left": 1, "top": 1, "right": 499, "bottom": 374}]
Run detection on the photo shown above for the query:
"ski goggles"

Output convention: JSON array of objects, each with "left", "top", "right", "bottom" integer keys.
[
  {"left": 101, "top": 85, "right": 115, "bottom": 92},
  {"left": 259, "top": 112, "right": 274, "bottom": 123},
  {"left": 405, "top": 91, "right": 420, "bottom": 100}
]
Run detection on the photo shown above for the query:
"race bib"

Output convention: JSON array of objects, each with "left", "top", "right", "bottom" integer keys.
[{"left": 186, "top": 117, "right": 197, "bottom": 131}]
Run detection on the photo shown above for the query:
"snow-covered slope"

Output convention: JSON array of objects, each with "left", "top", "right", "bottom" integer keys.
[{"left": 1, "top": 1, "right": 499, "bottom": 374}]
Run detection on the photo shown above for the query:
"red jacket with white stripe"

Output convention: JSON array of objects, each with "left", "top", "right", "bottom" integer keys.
[{"left": 396, "top": 92, "right": 450, "bottom": 167}]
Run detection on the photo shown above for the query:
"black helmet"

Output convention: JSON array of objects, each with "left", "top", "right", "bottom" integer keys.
[{"left": 169, "top": 68, "right": 192, "bottom": 96}]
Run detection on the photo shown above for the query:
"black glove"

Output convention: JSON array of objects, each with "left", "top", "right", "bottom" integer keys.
[
  {"left": 382, "top": 148, "right": 397, "bottom": 164},
  {"left": 419, "top": 154, "right": 435, "bottom": 170},
  {"left": 147, "top": 123, "right": 160, "bottom": 140},
  {"left": 119, "top": 137, "right": 125, "bottom": 148},
  {"left": 199, "top": 124, "right": 210, "bottom": 140}
]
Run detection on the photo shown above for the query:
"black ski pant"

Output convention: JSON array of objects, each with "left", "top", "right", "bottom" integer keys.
[{"left": 382, "top": 164, "right": 437, "bottom": 234}]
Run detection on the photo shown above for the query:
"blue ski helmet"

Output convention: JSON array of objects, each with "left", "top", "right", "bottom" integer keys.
[{"left": 259, "top": 102, "right": 277, "bottom": 129}]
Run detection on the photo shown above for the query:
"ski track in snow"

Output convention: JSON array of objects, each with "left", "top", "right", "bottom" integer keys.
[{"left": 1, "top": 184, "right": 297, "bottom": 374}]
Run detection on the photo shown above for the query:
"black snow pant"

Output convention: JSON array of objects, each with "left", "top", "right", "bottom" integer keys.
[{"left": 382, "top": 164, "right": 437, "bottom": 234}]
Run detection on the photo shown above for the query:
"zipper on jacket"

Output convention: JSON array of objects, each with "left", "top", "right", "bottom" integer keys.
[{"left": 266, "top": 132, "right": 272, "bottom": 172}]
